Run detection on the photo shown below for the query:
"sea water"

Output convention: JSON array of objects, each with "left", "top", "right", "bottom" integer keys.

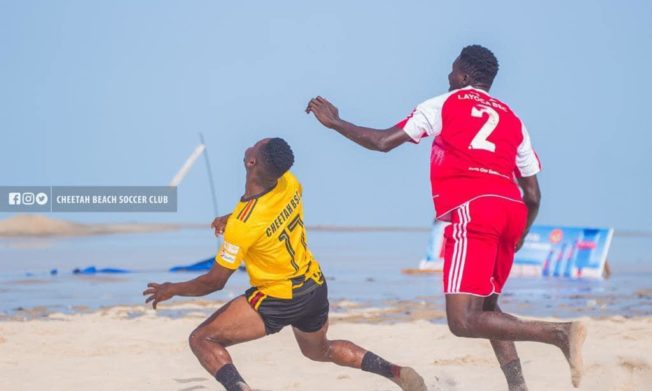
[{"left": 0, "top": 229, "right": 650, "bottom": 318}]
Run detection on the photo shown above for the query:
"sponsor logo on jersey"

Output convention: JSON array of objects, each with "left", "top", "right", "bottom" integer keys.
[{"left": 220, "top": 241, "right": 240, "bottom": 263}]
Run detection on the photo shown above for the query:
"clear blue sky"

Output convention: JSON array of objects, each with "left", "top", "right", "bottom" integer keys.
[{"left": 1, "top": 1, "right": 650, "bottom": 230}]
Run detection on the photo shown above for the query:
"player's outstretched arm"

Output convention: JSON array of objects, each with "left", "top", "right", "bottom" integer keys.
[
  {"left": 515, "top": 175, "right": 541, "bottom": 251},
  {"left": 306, "top": 96, "right": 411, "bottom": 152},
  {"left": 143, "top": 263, "right": 235, "bottom": 309}
]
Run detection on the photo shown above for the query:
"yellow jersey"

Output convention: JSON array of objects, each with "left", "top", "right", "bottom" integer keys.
[{"left": 215, "top": 171, "right": 322, "bottom": 299}]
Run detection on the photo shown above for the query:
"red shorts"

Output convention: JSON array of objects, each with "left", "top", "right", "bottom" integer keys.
[{"left": 443, "top": 196, "right": 527, "bottom": 296}]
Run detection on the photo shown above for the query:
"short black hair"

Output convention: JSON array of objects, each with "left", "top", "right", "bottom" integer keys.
[
  {"left": 261, "top": 137, "right": 294, "bottom": 178},
  {"left": 459, "top": 45, "right": 499, "bottom": 86}
]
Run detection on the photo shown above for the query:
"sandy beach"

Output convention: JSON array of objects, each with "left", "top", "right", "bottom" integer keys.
[
  {"left": 0, "top": 215, "right": 188, "bottom": 237},
  {"left": 1, "top": 302, "right": 650, "bottom": 391}
]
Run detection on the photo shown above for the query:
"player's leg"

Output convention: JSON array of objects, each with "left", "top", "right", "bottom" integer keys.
[
  {"left": 447, "top": 296, "right": 569, "bottom": 347},
  {"left": 292, "top": 320, "right": 363, "bottom": 366},
  {"left": 446, "top": 294, "right": 585, "bottom": 387},
  {"left": 292, "top": 322, "right": 426, "bottom": 391},
  {"left": 483, "top": 294, "right": 527, "bottom": 391},
  {"left": 486, "top": 236, "right": 528, "bottom": 391},
  {"left": 291, "top": 280, "right": 426, "bottom": 390},
  {"left": 443, "top": 200, "right": 586, "bottom": 387},
  {"left": 188, "top": 295, "right": 266, "bottom": 391}
]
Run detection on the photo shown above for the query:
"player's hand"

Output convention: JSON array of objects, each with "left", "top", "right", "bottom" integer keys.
[
  {"left": 143, "top": 282, "right": 175, "bottom": 309},
  {"left": 211, "top": 214, "right": 231, "bottom": 237},
  {"left": 306, "top": 96, "right": 342, "bottom": 129}
]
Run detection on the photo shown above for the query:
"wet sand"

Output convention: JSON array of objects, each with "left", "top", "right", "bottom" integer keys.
[
  {"left": 0, "top": 214, "right": 186, "bottom": 237},
  {"left": 0, "top": 214, "right": 429, "bottom": 238}
]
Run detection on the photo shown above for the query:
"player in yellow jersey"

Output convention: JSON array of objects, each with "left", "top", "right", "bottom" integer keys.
[{"left": 143, "top": 138, "right": 426, "bottom": 391}]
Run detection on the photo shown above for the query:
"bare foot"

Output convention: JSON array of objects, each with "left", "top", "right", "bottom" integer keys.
[
  {"left": 392, "top": 367, "right": 427, "bottom": 391},
  {"left": 561, "top": 321, "right": 587, "bottom": 388}
]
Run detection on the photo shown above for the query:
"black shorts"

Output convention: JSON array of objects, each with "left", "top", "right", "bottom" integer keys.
[{"left": 245, "top": 277, "right": 329, "bottom": 335}]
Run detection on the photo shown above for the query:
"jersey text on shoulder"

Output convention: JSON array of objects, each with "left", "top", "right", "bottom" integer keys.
[{"left": 457, "top": 91, "right": 508, "bottom": 112}]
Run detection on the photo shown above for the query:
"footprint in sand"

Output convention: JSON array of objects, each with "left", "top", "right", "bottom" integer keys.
[
  {"left": 174, "top": 377, "right": 209, "bottom": 391},
  {"left": 178, "top": 386, "right": 207, "bottom": 391},
  {"left": 174, "top": 378, "right": 209, "bottom": 384},
  {"left": 432, "top": 355, "right": 492, "bottom": 366},
  {"left": 617, "top": 356, "right": 652, "bottom": 390},
  {"left": 174, "top": 378, "right": 272, "bottom": 391},
  {"left": 619, "top": 356, "right": 651, "bottom": 372}
]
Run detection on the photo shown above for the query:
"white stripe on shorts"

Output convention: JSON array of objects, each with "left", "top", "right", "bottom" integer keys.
[
  {"left": 448, "top": 210, "right": 461, "bottom": 292},
  {"left": 455, "top": 204, "right": 471, "bottom": 292}
]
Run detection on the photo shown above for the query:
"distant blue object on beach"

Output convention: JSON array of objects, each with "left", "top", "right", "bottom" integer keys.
[
  {"left": 73, "top": 266, "right": 131, "bottom": 275},
  {"left": 169, "top": 258, "right": 214, "bottom": 272},
  {"left": 50, "top": 269, "right": 58, "bottom": 275}
]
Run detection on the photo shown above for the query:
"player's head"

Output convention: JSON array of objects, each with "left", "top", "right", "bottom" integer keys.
[
  {"left": 448, "top": 45, "right": 499, "bottom": 91},
  {"left": 244, "top": 137, "right": 294, "bottom": 180}
]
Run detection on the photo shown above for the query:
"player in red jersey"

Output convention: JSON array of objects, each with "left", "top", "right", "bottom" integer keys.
[{"left": 306, "top": 45, "right": 587, "bottom": 390}]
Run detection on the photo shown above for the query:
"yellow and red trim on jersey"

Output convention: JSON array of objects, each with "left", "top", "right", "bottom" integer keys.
[{"left": 236, "top": 199, "right": 258, "bottom": 222}]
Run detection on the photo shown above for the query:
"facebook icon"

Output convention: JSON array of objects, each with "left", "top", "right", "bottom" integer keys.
[{"left": 8, "top": 192, "right": 21, "bottom": 205}]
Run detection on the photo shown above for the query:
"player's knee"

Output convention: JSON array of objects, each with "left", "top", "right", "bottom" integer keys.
[
  {"left": 447, "top": 314, "right": 473, "bottom": 337},
  {"left": 188, "top": 328, "right": 205, "bottom": 352},
  {"left": 188, "top": 327, "right": 221, "bottom": 351}
]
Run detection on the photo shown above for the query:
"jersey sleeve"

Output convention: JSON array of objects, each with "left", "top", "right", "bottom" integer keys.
[
  {"left": 215, "top": 218, "right": 262, "bottom": 270},
  {"left": 515, "top": 123, "right": 542, "bottom": 177},
  {"left": 395, "top": 93, "right": 449, "bottom": 143}
]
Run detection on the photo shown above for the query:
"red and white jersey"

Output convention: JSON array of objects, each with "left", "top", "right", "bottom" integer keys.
[{"left": 396, "top": 86, "right": 541, "bottom": 220}]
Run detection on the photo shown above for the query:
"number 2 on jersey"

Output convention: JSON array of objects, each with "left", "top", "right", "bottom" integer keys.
[{"left": 469, "top": 104, "right": 499, "bottom": 152}]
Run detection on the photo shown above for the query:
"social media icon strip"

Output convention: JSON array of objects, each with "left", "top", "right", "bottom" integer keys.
[
  {"left": 8, "top": 192, "right": 21, "bottom": 205},
  {"left": 36, "top": 192, "right": 48, "bottom": 206}
]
